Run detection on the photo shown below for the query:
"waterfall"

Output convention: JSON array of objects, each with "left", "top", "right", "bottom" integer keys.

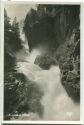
[
  {"left": 16, "top": 48, "right": 80, "bottom": 121},
  {"left": 16, "top": 22, "right": 80, "bottom": 120}
]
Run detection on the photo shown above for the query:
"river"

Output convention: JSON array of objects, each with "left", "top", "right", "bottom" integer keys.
[{"left": 13, "top": 48, "right": 80, "bottom": 121}]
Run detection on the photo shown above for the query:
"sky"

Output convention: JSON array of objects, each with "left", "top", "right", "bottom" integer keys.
[{"left": 5, "top": 3, "right": 37, "bottom": 22}]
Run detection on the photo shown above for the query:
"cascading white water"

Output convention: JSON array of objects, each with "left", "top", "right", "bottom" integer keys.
[{"left": 17, "top": 48, "right": 80, "bottom": 121}]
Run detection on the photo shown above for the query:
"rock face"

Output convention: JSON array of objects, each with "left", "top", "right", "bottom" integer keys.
[
  {"left": 34, "top": 55, "right": 58, "bottom": 70},
  {"left": 56, "top": 27, "right": 80, "bottom": 102},
  {"left": 23, "top": 5, "right": 80, "bottom": 52},
  {"left": 24, "top": 5, "right": 80, "bottom": 102}
]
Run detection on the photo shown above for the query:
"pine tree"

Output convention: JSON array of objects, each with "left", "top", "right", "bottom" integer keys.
[
  {"left": 4, "top": 9, "right": 11, "bottom": 30},
  {"left": 12, "top": 17, "right": 20, "bottom": 37}
]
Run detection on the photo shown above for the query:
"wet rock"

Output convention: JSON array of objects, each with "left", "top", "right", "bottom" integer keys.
[{"left": 34, "top": 54, "right": 58, "bottom": 70}]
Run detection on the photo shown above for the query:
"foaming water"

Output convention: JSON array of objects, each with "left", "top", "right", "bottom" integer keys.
[
  {"left": 17, "top": 49, "right": 80, "bottom": 121},
  {"left": 26, "top": 48, "right": 41, "bottom": 63}
]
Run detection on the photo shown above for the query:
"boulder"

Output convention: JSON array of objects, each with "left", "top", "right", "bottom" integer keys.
[{"left": 34, "top": 54, "right": 58, "bottom": 70}]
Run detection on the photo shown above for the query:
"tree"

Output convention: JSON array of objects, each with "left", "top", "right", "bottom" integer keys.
[
  {"left": 4, "top": 9, "right": 11, "bottom": 30},
  {"left": 12, "top": 17, "right": 20, "bottom": 37}
]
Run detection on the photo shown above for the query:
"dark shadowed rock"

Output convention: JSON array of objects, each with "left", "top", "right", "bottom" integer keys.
[
  {"left": 34, "top": 54, "right": 58, "bottom": 70},
  {"left": 23, "top": 5, "right": 80, "bottom": 52}
]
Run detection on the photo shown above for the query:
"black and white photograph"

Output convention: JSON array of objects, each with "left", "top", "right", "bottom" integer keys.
[{"left": 4, "top": 2, "right": 80, "bottom": 121}]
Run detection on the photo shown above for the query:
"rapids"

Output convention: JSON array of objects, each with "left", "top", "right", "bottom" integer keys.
[{"left": 16, "top": 49, "right": 80, "bottom": 121}]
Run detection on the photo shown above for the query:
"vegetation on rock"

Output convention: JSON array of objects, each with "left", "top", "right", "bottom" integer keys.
[
  {"left": 4, "top": 70, "right": 43, "bottom": 120},
  {"left": 56, "top": 27, "right": 80, "bottom": 102}
]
